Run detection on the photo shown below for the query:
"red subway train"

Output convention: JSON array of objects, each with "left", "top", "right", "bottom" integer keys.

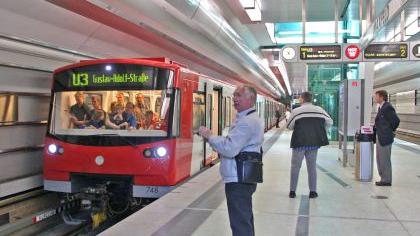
[{"left": 43, "top": 58, "right": 283, "bottom": 215}]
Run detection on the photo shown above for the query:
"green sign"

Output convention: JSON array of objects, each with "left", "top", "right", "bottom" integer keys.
[{"left": 71, "top": 72, "right": 150, "bottom": 87}]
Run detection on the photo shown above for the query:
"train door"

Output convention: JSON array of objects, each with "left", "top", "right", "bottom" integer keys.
[
  {"left": 191, "top": 91, "right": 206, "bottom": 173},
  {"left": 209, "top": 88, "right": 222, "bottom": 162}
]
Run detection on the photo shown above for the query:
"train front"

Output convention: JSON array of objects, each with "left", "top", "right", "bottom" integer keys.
[{"left": 43, "top": 59, "right": 181, "bottom": 201}]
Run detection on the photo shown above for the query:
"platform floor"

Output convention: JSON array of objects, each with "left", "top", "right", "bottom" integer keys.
[{"left": 101, "top": 125, "right": 420, "bottom": 236}]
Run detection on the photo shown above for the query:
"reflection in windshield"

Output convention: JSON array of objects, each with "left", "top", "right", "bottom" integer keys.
[{"left": 51, "top": 90, "right": 171, "bottom": 137}]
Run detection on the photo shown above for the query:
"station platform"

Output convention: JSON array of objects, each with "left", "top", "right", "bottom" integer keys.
[{"left": 100, "top": 124, "right": 420, "bottom": 236}]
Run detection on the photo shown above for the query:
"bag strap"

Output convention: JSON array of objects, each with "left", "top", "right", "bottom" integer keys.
[
  {"left": 246, "top": 109, "right": 256, "bottom": 115},
  {"left": 244, "top": 109, "right": 263, "bottom": 155}
]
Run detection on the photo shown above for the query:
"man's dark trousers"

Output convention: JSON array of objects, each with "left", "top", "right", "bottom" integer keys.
[{"left": 225, "top": 182, "right": 257, "bottom": 236}]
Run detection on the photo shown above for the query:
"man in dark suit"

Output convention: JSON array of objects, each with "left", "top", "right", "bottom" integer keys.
[{"left": 374, "top": 90, "right": 400, "bottom": 186}]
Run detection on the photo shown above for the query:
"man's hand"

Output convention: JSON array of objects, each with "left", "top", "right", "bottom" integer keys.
[{"left": 198, "top": 126, "right": 212, "bottom": 139}]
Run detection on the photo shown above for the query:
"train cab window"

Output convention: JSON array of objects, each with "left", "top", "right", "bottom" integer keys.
[
  {"left": 50, "top": 89, "right": 172, "bottom": 137},
  {"left": 192, "top": 92, "right": 205, "bottom": 133}
]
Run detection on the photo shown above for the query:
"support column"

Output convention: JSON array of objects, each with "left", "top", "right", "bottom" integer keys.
[{"left": 358, "top": 62, "right": 375, "bottom": 126}]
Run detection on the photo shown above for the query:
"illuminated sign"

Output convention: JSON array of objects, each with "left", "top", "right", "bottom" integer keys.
[
  {"left": 53, "top": 63, "right": 172, "bottom": 92},
  {"left": 71, "top": 72, "right": 150, "bottom": 87},
  {"left": 364, "top": 43, "right": 408, "bottom": 59},
  {"left": 300, "top": 45, "right": 341, "bottom": 60},
  {"left": 344, "top": 45, "right": 361, "bottom": 60}
]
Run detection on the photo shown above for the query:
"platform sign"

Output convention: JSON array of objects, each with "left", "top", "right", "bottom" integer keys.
[
  {"left": 279, "top": 42, "right": 420, "bottom": 63},
  {"left": 299, "top": 45, "right": 341, "bottom": 62},
  {"left": 342, "top": 44, "right": 362, "bottom": 62},
  {"left": 410, "top": 42, "right": 420, "bottom": 61},
  {"left": 364, "top": 43, "right": 409, "bottom": 61}
]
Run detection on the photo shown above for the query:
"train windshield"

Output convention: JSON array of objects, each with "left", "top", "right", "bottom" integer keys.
[{"left": 49, "top": 64, "right": 175, "bottom": 138}]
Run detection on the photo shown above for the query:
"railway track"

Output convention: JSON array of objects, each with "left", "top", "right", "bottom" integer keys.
[
  {"left": 1, "top": 193, "right": 150, "bottom": 236},
  {"left": 396, "top": 129, "right": 420, "bottom": 145}
]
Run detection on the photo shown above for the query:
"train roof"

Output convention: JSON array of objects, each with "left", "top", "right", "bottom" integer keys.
[{"left": 53, "top": 58, "right": 182, "bottom": 74}]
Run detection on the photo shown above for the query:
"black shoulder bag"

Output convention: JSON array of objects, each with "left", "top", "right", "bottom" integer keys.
[{"left": 235, "top": 110, "right": 263, "bottom": 184}]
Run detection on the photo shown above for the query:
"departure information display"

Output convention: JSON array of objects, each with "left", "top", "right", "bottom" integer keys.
[
  {"left": 364, "top": 43, "right": 408, "bottom": 59},
  {"left": 299, "top": 45, "right": 341, "bottom": 60}
]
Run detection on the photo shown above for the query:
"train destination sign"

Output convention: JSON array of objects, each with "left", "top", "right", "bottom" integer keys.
[
  {"left": 71, "top": 72, "right": 150, "bottom": 87},
  {"left": 300, "top": 45, "right": 342, "bottom": 60},
  {"left": 53, "top": 64, "right": 172, "bottom": 91},
  {"left": 364, "top": 43, "right": 408, "bottom": 60}
]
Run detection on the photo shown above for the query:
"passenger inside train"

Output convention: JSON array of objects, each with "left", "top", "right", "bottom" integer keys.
[
  {"left": 53, "top": 90, "right": 168, "bottom": 136},
  {"left": 69, "top": 91, "right": 91, "bottom": 128}
]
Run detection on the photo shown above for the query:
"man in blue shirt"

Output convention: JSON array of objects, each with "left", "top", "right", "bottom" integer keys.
[{"left": 199, "top": 85, "right": 264, "bottom": 236}]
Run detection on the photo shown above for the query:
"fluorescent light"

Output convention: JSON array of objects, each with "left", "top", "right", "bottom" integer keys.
[
  {"left": 245, "top": 6, "right": 261, "bottom": 21},
  {"left": 276, "top": 62, "right": 291, "bottom": 95},
  {"left": 239, "top": 0, "right": 255, "bottom": 8},
  {"left": 265, "top": 23, "right": 276, "bottom": 43},
  {"left": 406, "top": 20, "right": 420, "bottom": 36},
  {"left": 374, "top": 62, "right": 392, "bottom": 71}
]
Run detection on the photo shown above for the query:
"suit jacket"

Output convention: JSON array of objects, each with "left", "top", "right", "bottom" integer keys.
[{"left": 374, "top": 102, "right": 400, "bottom": 146}]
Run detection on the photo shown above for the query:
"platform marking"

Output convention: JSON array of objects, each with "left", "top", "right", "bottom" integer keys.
[
  {"left": 394, "top": 143, "right": 420, "bottom": 154},
  {"left": 262, "top": 127, "right": 286, "bottom": 155},
  {"left": 316, "top": 164, "right": 351, "bottom": 188},
  {"left": 295, "top": 196, "right": 310, "bottom": 236}
]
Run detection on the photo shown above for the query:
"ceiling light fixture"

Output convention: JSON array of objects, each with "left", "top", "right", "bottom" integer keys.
[
  {"left": 240, "top": 0, "right": 262, "bottom": 22},
  {"left": 265, "top": 23, "right": 276, "bottom": 43}
]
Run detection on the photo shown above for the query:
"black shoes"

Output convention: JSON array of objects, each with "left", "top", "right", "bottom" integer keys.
[
  {"left": 375, "top": 181, "right": 392, "bottom": 186},
  {"left": 289, "top": 191, "right": 296, "bottom": 198},
  {"left": 309, "top": 191, "right": 318, "bottom": 198},
  {"left": 289, "top": 191, "right": 318, "bottom": 198}
]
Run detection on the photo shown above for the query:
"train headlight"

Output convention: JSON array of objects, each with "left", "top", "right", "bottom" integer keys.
[
  {"left": 143, "top": 147, "right": 167, "bottom": 158},
  {"left": 48, "top": 144, "right": 58, "bottom": 154},
  {"left": 58, "top": 147, "right": 64, "bottom": 154},
  {"left": 156, "top": 147, "right": 167, "bottom": 157},
  {"left": 143, "top": 149, "right": 152, "bottom": 158}
]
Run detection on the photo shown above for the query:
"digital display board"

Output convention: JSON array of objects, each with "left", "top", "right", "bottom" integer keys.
[
  {"left": 53, "top": 63, "right": 172, "bottom": 91},
  {"left": 364, "top": 43, "right": 408, "bottom": 59},
  {"left": 300, "top": 45, "right": 341, "bottom": 60},
  {"left": 71, "top": 72, "right": 150, "bottom": 87}
]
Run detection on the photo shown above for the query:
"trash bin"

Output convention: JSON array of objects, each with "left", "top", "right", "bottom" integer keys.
[{"left": 355, "top": 130, "right": 374, "bottom": 182}]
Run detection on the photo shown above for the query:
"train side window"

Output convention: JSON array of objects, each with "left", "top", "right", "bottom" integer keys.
[
  {"left": 225, "top": 97, "right": 232, "bottom": 127},
  {"left": 155, "top": 97, "right": 162, "bottom": 114},
  {"left": 192, "top": 92, "right": 206, "bottom": 133},
  {"left": 0, "top": 94, "right": 17, "bottom": 122},
  {"left": 144, "top": 96, "right": 151, "bottom": 110},
  {"left": 208, "top": 94, "right": 212, "bottom": 129},
  {"left": 171, "top": 89, "right": 181, "bottom": 137}
]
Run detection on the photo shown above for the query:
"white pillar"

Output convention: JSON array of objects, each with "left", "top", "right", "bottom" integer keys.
[{"left": 358, "top": 62, "right": 375, "bottom": 126}]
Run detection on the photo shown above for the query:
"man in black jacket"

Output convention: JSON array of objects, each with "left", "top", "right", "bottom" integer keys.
[
  {"left": 374, "top": 90, "right": 400, "bottom": 186},
  {"left": 287, "top": 92, "right": 333, "bottom": 198}
]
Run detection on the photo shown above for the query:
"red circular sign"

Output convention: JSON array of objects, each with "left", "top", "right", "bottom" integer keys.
[{"left": 345, "top": 45, "right": 360, "bottom": 60}]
